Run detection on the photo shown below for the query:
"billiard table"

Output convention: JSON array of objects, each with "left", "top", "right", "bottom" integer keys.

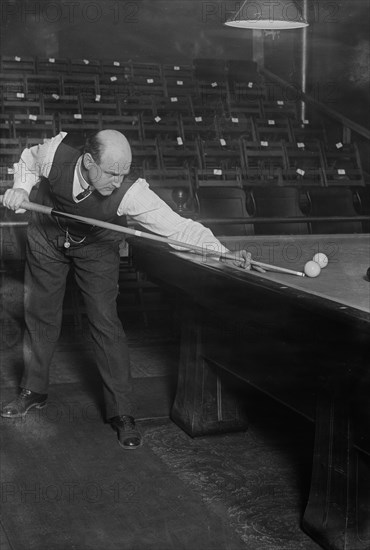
[{"left": 131, "top": 233, "right": 370, "bottom": 550}]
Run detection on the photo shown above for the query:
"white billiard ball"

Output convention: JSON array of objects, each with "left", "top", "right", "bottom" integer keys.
[
  {"left": 313, "top": 253, "right": 328, "bottom": 269},
  {"left": 304, "top": 260, "right": 321, "bottom": 278}
]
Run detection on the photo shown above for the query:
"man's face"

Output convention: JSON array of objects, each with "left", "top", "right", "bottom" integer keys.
[{"left": 83, "top": 148, "right": 132, "bottom": 196}]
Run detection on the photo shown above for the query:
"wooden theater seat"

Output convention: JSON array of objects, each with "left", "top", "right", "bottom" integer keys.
[
  {"left": 322, "top": 142, "right": 365, "bottom": 186},
  {"left": 13, "top": 114, "right": 56, "bottom": 138},
  {"left": 226, "top": 59, "right": 260, "bottom": 85},
  {"left": 37, "top": 57, "right": 69, "bottom": 74},
  {"left": 26, "top": 74, "right": 61, "bottom": 95},
  {"left": 289, "top": 118, "right": 327, "bottom": 144},
  {"left": 283, "top": 140, "right": 325, "bottom": 186},
  {"left": 0, "top": 55, "right": 36, "bottom": 73},
  {"left": 157, "top": 137, "right": 200, "bottom": 170},
  {"left": 131, "top": 62, "right": 162, "bottom": 79},
  {"left": 248, "top": 186, "right": 309, "bottom": 235},
  {"left": 162, "top": 64, "right": 194, "bottom": 79},
  {"left": 354, "top": 186, "right": 370, "bottom": 232},
  {"left": 242, "top": 140, "right": 286, "bottom": 185},
  {"left": 196, "top": 177, "right": 253, "bottom": 236},
  {"left": 0, "top": 114, "right": 14, "bottom": 138},
  {"left": 227, "top": 98, "right": 263, "bottom": 119},
  {"left": 196, "top": 168, "right": 243, "bottom": 188},
  {"left": 58, "top": 113, "right": 101, "bottom": 135},
  {"left": 228, "top": 81, "right": 267, "bottom": 106},
  {"left": 80, "top": 96, "right": 119, "bottom": 116},
  {"left": 181, "top": 114, "right": 218, "bottom": 141},
  {"left": 196, "top": 79, "right": 228, "bottom": 103},
  {"left": 200, "top": 138, "right": 244, "bottom": 172},
  {"left": 307, "top": 187, "right": 363, "bottom": 234},
  {"left": 261, "top": 99, "right": 298, "bottom": 120},
  {"left": 253, "top": 117, "right": 293, "bottom": 142},
  {"left": 130, "top": 75, "right": 165, "bottom": 97},
  {"left": 142, "top": 167, "right": 196, "bottom": 215},
  {"left": 100, "top": 59, "right": 131, "bottom": 77},
  {"left": 193, "top": 58, "right": 227, "bottom": 81},
  {"left": 164, "top": 76, "right": 196, "bottom": 98},
  {"left": 119, "top": 96, "right": 155, "bottom": 117},
  {"left": 70, "top": 58, "right": 101, "bottom": 75},
  {"left": 1, "top": 93, "right": 42, "bottom": 115},
  {"left": 191, "top": 96, "right": 225, "bottom": 117},
  {"left": 61, "top": 74, "right": 100, "bottom": 98},
  {"left": 216, "top": 114, "right": 254, "bottom": 141},
  {"left": 100, "top": 115, "right": 142, "bottom": 140},
  {"left": 130, "top": 139, "right": 161, "bottom": 171},
  {"left": 141, "top": 112, "right": 182, "bottom": 141},
  {"left": 0, "top": 138, "right": 23, "bottom": 163},
  {"left": 0, "top": 165, "right": 16, "bottom": 185},
  {"left": 152, "top": 96, "right": 192, "bottom": 117},
  {"left": 43, "top": 94, "right": 81, "bottom": 115},
  {"left": 0, "top": 73, "right": 27, "bottom": 95}
]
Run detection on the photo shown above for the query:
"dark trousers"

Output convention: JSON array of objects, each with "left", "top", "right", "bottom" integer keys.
[{"left": 21, "top": 221, "right": 136, "bottom": 419}]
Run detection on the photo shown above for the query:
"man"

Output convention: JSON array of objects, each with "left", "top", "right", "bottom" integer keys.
[{"left": 1, "top": 130, "right": 249, "bottom": 449}]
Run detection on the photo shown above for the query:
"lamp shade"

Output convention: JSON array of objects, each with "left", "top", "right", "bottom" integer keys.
[{"left": 224, "top": 0, "right": 309, "bottom": 29}]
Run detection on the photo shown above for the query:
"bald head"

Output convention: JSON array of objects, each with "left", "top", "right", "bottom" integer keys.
[
  {"left": 83, "top": 129, "right": 132, "bottom": 196},
  {"left": 97, "top": 130, "right": 131, "bottom": 165}
]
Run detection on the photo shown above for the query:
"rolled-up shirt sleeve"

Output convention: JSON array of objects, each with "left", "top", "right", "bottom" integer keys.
[
  {"left": 117, "top": 178, "right": 228, "bottom": 257},
  {"left": 13, "top": 132, "right": 67, "bottom": 194}
]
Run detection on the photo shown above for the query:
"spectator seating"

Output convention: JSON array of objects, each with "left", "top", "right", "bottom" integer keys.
[
  {"left": 13, "top": 114, "right": 56, "bottom": 138},
  {"left": 0, "top": 114, "right": 14, "bottom": 137},
  {"left": 0, "top": 55, "right": 36, "bottom": 73},
  {"left": 242, "top": 140, "right": 286, "bottom": 185},
  {"left": 141, "top": 113, "right": 182, "bottom": 141},
  {"left": 195, "top": 176, "right": 253, "bottom": 236},
  {"left": 58, "top": 113, "right": 101, "bottom": 135},
  {"left": 158, "top": 137, "right": 200, "bottom": 170},
  {"left": 321, "top": 142, "right": 364, "bottom": 186},
  {"left": 253, "top": 116, "right": 293, "bottom": 142},
  {"left": 100, "top": 115, "right": 142, "bottom": 140},
  {"left": 1, "top": 92, "right": 42, "bottom": 115},
  {"left": 0, "top": 54, "right": 367, "bottom": 237},
  {"left": 37, "top": 57, "right": 69, "bottom": 74},
  {"left": 283, "top": 141, "right": 325, "bottom": 186},
  {"left": 200, "top": 138, "right": 244, "bottom": 172},
  {"left": 181, "top": 114, "right": 218, "bottom": 141},
  {"left": 248, "top": 186, "right": 309, "bottom": 235},
  {"left": 217, "top": 114, "right": 254, "bottom": 141},
  {"left": 307, "top": 187, "right": 363, "bottom": 233},
  {"left": 0, "top": 138, "right": 23, "bottom": 163},
  {"left": 70, "top": 58, "right": 101, "bottom": 75},
  {"left": 130, "top": 139, "right": 161, "bottom": 171},
  {"left": 142, "top": 167, "right": 196, "bottom": 215}
]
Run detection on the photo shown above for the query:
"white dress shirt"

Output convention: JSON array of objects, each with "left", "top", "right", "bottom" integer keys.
[{"left": 12, "top": 132, "right": 228, "bottom": 255}]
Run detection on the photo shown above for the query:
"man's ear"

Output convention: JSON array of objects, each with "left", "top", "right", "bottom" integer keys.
[{"left": 83, "top": 153, "right": 94, "bottom": 169}]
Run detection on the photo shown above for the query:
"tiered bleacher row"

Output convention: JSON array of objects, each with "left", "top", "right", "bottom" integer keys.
[{"left": 1, "top": 54, "right": 369, "bottom": 235}]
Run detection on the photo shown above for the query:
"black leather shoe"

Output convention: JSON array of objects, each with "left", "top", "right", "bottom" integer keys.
[
  {"left": 1, "top": 388, "right": 48, "bottom": 418},
  {"left": 110, "top": 415, "right": 142, "bottom": 449}
]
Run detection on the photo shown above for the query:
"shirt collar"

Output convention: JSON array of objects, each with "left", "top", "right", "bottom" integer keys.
[{"left": 77, "top": 156, "right": 90, "bottom": 190}]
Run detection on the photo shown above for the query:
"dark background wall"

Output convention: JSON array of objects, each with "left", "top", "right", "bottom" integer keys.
[{"left": 1, "top": 0, "right": 369, "bottom": 126}]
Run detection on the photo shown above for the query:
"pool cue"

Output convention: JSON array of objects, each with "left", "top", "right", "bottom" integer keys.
[{"left": 0, "top": 196, "right": 305, "bottom": 277}]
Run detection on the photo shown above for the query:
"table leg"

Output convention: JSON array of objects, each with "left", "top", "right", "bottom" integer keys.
[
  {"left": 302, "top": 380, "right": 370, "bottom": 550},
  {"left": 171, "top": 304, "right": 248, "bottom": 437}
]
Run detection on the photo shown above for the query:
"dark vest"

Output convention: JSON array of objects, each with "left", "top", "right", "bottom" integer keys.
[{"left": 34, "top": 133, "right": 137, "bottom": 245}]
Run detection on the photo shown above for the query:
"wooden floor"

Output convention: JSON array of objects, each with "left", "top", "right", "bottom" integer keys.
[{"left": 0, "top": 272, "right": 322, "bottom": 550}]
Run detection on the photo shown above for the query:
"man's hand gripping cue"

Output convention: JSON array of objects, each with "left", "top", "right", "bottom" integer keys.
[{"left": 2, "top": 188, "right": 29, "bottom": 212}]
